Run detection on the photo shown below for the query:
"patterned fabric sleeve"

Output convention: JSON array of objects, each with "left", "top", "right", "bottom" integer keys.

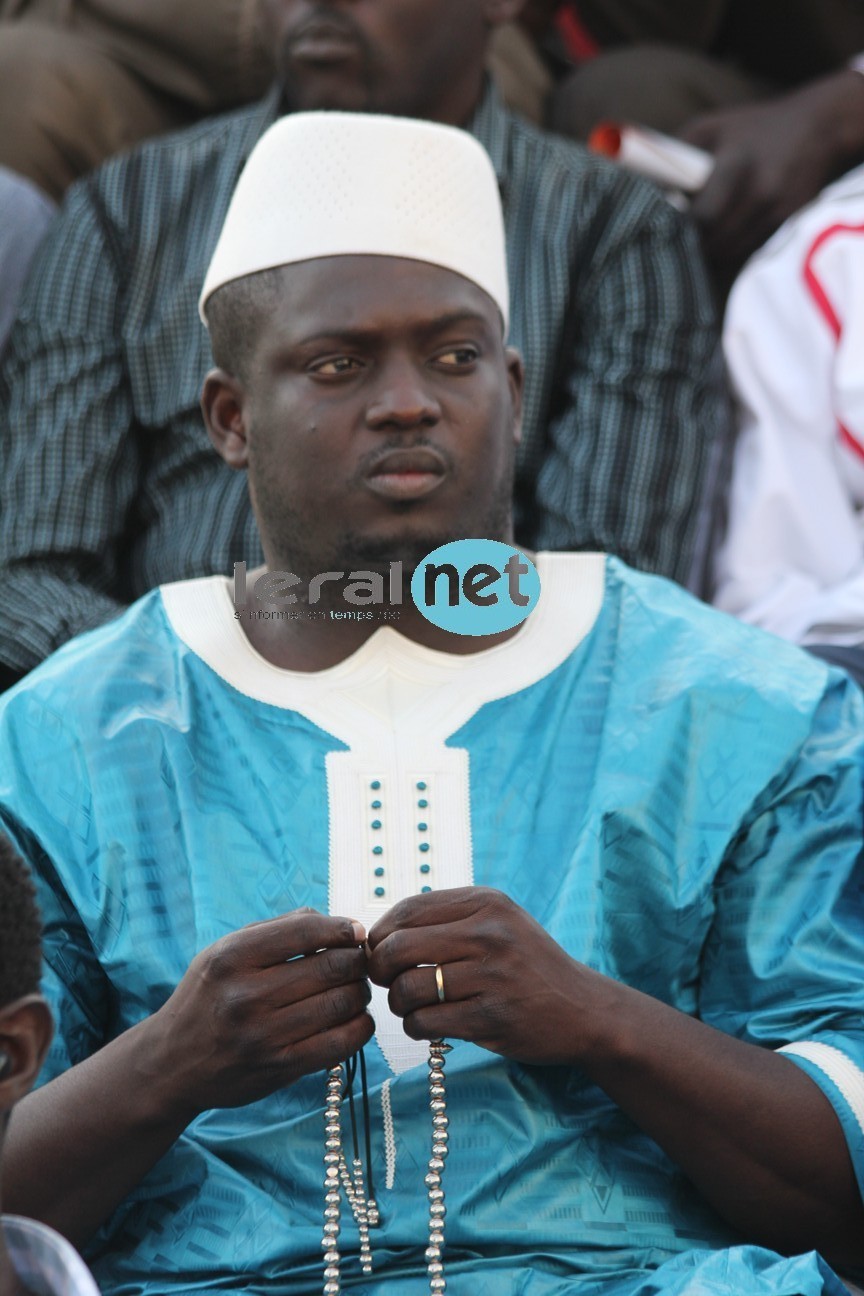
[
  {"left": 532, "top": 185, "right": 731, "bottom": 590},
  {"left": 697, "top": 668, "right": 864, "bottom": 1200},
  {"left": 0, "top": 175, "right": 138, "bottom": 683}
]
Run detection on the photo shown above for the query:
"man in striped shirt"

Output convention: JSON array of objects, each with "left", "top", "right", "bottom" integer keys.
[{"left": 0, "top": 0, "right": 730, "bottom": 690}]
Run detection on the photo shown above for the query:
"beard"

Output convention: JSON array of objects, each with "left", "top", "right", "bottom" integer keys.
[
  {"left": 337, "top": 473, "right": 516, "bottom": 576},
  {"left": 251, "top": 463, "right": 516, "bottom": 587}
]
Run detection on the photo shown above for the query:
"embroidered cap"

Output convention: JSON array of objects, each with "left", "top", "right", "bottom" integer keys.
[{"left": 199, "top": 110, "right": 509, "bottom": 332}]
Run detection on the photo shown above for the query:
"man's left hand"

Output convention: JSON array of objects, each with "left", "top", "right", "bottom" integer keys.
[
  {"left": 367, "top": 886, "right": 603, "bottom": 1064},
  {"left": 368, "top": 887, "right": 864, "bottom": 1263}
]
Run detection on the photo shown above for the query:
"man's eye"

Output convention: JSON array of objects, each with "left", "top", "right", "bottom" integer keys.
[
  {"left": 310, "top": 356, "right": 362, "bottom": 375},
  {"left": 436, "top": 347, "right": 479, "bottom": 367}
]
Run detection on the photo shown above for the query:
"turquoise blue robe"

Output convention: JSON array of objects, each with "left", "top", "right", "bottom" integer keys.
[{"left": 0, "top": 555, "right": 862, "bottom": 1295}]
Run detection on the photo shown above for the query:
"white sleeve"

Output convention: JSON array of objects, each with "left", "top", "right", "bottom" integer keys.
[{"left": 713, "top": 198, "right": 864, "bottom": 645}]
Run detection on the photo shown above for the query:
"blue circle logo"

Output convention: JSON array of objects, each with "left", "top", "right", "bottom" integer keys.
[{"left": 411, "top": 539, "right": 541, "bottom": 636}]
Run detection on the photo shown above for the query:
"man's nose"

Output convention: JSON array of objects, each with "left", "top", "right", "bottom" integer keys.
[{"left": 365, "top": 359, "right": 441, "bottom": 431}]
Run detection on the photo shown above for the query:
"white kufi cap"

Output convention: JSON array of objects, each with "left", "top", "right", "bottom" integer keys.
[{"left": 199, "top": 111, "right": 509, "bottom": 331}]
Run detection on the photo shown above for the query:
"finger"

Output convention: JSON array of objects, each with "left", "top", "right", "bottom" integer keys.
[
  {"left": 267, "top": 945, "right": 370, "bottom": 1009},
  {"left": 368, "top": 886, "right": 498, "bottom": 951},
  {"left": 401, "top": 1001, "right": 489, "bottom": 1045},
  {"left": 282, "top": 1010, "right": 376, "bottom": 1079},
  {"left": 367, "top": 919, "right": 483, "bottom": 988},
  {"left": 688, "top": 154, "right": 749, "bottom": 235},
  {"left": 387, "top": 961, "right": 474, "bottom": 1018},
  {"left": 370, "top": 890, "right": 523, "bottom": 986},
  {"left": 229, "top": 911, "right": 367, "bottom": 969},
  {"left": 272, "top": 979, "right": 374, "bottom": 1047},
  {"left": 245, "top": 905, "right": 317, "bottom": 928},
  {"left": 678, "top": 115, "right": 723, "bottom": 149},
  {"left": 211, "top": 962, "right": 371, "bottom": 1039}
]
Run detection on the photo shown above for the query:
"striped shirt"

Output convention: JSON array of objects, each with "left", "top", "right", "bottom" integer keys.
[{"left": 0, "top": 81, "right": 729, "bottom": 683}]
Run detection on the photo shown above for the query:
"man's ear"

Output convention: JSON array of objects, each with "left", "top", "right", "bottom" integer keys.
[
  {"left": 505, "top": 345, "right": 524, "bottom": 447},
  {"left": 0, "top": 996, "right": 53, "bottom": 1110},
  {"left": 483, "top": 0, "right": 526, "bottom": 26},
  {"left": 201, "top": 368, "right": 250, "bottom": 470}
]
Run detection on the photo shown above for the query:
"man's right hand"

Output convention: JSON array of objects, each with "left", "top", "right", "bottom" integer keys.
[
  {"left": 147, "top": 909, "right": 374, "bottom": 1118},
  {"left": 4, "top": 908, "right": 374, "bottom": 1244}
]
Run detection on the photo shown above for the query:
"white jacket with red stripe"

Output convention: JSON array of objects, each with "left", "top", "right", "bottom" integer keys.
[{"left": 713, "top": 163, "right": 864, "bottom": 645}]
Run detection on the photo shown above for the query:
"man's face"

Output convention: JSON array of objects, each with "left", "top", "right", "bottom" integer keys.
[
  {"left": 258, "top": 0, "right": 498, "bottom": 123},
  {"left": 207, "top": 255, "right": 522, "bottom": 579}
]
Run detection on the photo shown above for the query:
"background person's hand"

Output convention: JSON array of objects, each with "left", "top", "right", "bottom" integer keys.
[
  {"left": 682, "top": 71, "right": 864, "bottom": 268},
  {"left": 367, "top": 886, "right": 604, "bottom": 1065},
  {"left": 148, "top": 909, "right": 374, "bottom": 1118}
]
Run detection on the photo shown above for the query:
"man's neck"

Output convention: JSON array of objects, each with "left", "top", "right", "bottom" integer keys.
[
  {"left": 234, "top": 565, "right": 520, "bottom": 672},
  {"left": 276, "top": 70, "right": 487, "bottom": 134}
]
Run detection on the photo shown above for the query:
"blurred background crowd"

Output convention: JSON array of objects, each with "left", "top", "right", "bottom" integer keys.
[{"left": 2, "top": 0, "right": 864, "bottom": 687}]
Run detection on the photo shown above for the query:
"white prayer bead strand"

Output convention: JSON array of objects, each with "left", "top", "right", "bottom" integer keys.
[
  {"left": 323, "top": 1040, "right": 452, "bottom": 1292},
  {"left": 426, "top": 1041, "right": 451, "bottom": 1293},
  {"left": 322, "top": 1065, "right": 344, "bottom": 1295}
]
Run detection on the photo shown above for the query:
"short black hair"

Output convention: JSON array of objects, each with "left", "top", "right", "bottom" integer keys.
[
  {"left": 0, "top": 832, "right": 42, "bottom": 1008},
  {"left": 206, "top": 266, "right": 286, "bottom": 382}
]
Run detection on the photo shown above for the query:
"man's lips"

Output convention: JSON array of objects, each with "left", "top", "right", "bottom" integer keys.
[
  {"left": 287, "top": 19, "right": 361, "bottom": 62},
  {"left": 363, "top": 449, "right": 447, "bottom": 501}
]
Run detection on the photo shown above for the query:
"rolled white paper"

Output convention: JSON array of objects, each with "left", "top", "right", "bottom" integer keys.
[{"left": 589, "top": 123, "right": 714, "bottom": 193}]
